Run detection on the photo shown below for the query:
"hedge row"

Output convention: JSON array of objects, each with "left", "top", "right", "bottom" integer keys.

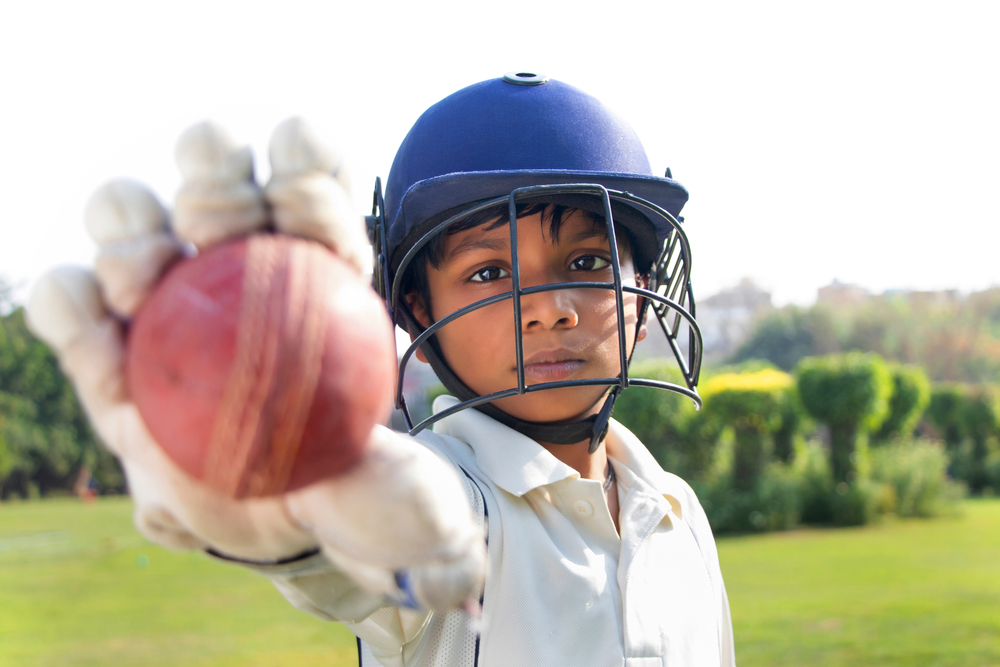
[{"left": 615, "top": 354, "right": 998, "bottom": 533}]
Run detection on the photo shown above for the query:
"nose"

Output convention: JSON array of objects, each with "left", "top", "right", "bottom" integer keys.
[{"left": 519, "top": 285, "right": 580, "bottom": 331}]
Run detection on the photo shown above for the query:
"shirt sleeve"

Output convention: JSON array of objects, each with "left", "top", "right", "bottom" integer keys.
[
  {"left": 719, "top": 580, "right": 736, "bottom": 667},
  {"left": 211, "top": 549, "right": 432, "bottom": 665},
  {"left": 204, "top": 433, "right": 485, "bottom": 666},
  {"left": 673, "top": 479, "right": 737, "bottom": 667}
]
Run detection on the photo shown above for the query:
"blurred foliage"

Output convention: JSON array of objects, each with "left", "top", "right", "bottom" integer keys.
[
  {"left": 729, "top": 307, "right": 840, "bottom": 371},
  {"left": 614, "top": 359, "right": 706, "bottom": 480},
  {"left": 731, "top": 288, "right": 1000, "bottom": 383},
  {"left": 700, "top": 369, "right": 793, "bottom": 491},
  {"left": 874, "top": 364, "right": 931, "bottom": 442},
  {"left": 962, "top": 385, "right": 1000, "bottom": 492},
  {"left": 0, "top": 279, "right": 124, "bottom": 499},
  {"left": 795, "top": 353, "right": 893, "bottom": 431},
  {"left": 793, "top": 440, "right": 836, "bottom": 524},
  {"left": 795, "top": 353, "right": 892, "bottom": 484},
  {"left": 620, "top": 350, "right": 965, "bottom": 532},
  {"left": 923, "top": 382, "right": 1000, "bottom": 493},
  {"left": 699, "top": 461, "right": 802, "bottom": 534},
  {"left": 870, "top": 439, "right": 964, "bottom": 517},
  {"left": 826, "top": 478, "right": 883, "bottom": 527},
  {"left": 772, "top": 388, "right": 806, "bottom": 463},
  {"left": 925, "top": 383, "right": 967, "bottom": 448}
]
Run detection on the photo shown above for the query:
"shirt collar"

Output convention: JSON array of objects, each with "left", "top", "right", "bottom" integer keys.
[
  {"left": 431, "top": 395, "right": 580, "bottom": 497},
  {"left": 430, "top": 395, "right": 689, "bottom": 516},
  {"left": 605, "top": 419, "right": 687, "bottom": 519}
]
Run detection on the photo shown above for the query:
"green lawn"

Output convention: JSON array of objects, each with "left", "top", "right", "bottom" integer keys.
[
  {"left": 0, "top": 497, "right": 356, "bottom": 666},
  {"left": 720, "top": 500, "right": 1000, "bottom": 667},
  {"left": 2, "top": 497, "right": 999, "bottom": 666}
]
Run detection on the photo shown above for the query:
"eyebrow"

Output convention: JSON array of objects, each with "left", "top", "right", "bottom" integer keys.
[
  {"left": 564, "top": 226, "right": 611, "bottom": 246},
  {"left": 445, "top": 235, "right": 510, "bottom": 262},
  {"left": 445, "top": 223, "right": 614, "bottom": 263}
]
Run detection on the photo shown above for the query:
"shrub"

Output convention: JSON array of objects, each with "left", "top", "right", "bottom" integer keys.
[
  {"left": 961, "top": 385, "right": 1000, "bottom": 493},
  {"left": 794, "top": 440, "right": 835, "bottom": 524},
  {"left": 615, "top": 360, "right": 706, "bottom": 479},
  {"left": 795, "top": 352, "right": 893, "bottom": 486},
  {"left": 874, "top": 364, "right": 931, "bottom": 442},
  {"left": 870, "top": 439, "right": 963, "bottom": 517},
  {"left": 985, "top": 452, "right": 1000, "bottom": 495},
  {"left": 828, "top": 478, "right": 882, "bottom": 527},
  {"left": 924, "top": 384, "right": 966, "bottom": 449},
  {"left": 700, "top": 461, "right": 802, "bottom": 534},
  {"left": 773, "top": 388, "right": 806, "bottom": 463},
  {"left": 923, "top": 383, "right": 1000, "bottom": 493},
  {"left": 700, "top": 369, "right": 794, "bottom": 492}
]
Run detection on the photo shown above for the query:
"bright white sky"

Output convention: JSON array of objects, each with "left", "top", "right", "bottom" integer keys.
[{"left": 1, "top": 0, "right": 997, "bottom": 306}]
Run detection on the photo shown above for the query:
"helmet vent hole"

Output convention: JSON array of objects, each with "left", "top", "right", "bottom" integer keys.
[{"left": 503, "top": 71, "right": 550, "bottom": 86}]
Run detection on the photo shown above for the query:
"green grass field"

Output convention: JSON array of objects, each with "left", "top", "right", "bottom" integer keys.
[{"left": 2, "top": 497, "right": 999, "bottom": 666}]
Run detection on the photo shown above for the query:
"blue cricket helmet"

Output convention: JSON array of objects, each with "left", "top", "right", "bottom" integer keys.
[
  {"left": 382, "top": 72, "right": 689, "bottom": 275},
  {"left": 367, "top": 72, "right": 703, "bottom": 450}
]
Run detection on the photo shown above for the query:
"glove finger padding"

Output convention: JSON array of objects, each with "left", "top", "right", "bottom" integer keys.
[
  {"left": 285, "top": 426, "right": 487, "bottom": 611},
  {"left": 26, "top": 266, "right": 108, "bottom": 356},
  {"left": 172, "top": 118, "right": 369, "bottom": 272},
  {"left": 26, "top": 268, "right": 130, "bottom": 446},
  {"left": 173, "top": 121, "right": 269, "bottom": 248},
  {"left": 86, "top": 180, "right": 184, "bottom": 317},
  {"left": 265, "top": 118, "right": 371, "bottom": 274}
]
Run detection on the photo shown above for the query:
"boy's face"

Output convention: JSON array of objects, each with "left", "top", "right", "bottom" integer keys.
[{"left": 410, "top": 209, "right": 646, "bottom": 426}]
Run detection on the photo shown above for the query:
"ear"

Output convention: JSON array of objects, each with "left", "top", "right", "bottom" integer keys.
[{"left": 404, "top": 292, "right": 431, "bottom": 364}]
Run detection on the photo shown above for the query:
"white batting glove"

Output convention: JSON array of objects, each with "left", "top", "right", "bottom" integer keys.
[{"left": 26, "top": 120, "right": 485, "bottom": 611}]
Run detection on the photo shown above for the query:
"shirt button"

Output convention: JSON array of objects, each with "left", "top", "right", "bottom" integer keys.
[{"left": 572, "top": 500, "right": 594, "bottom": 518}]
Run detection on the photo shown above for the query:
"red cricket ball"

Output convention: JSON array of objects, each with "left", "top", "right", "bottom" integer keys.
[{"left": 126, "top": 234, "right": 396, "bottom": 498}]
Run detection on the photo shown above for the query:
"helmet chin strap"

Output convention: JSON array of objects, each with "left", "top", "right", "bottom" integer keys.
[{"left": 405, "top": 295, "right": 650, "bottom": 454}]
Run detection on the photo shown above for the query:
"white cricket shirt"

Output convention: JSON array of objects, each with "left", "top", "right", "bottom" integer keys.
[{"left": 264, "top": 396, "right": 735, "bottom": 667}]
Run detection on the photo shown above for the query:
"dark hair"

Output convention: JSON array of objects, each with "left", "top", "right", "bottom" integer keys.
[{"left": 402, "top": 202, "right": 638, "bottom": 325}]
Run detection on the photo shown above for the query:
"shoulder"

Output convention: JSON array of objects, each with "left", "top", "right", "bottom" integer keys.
[
  {"left": 412, "top": 429, "right": 490, "bottom": 524},
  {"left": 412, "top": 428, "right": 475, "bottom": 473}
]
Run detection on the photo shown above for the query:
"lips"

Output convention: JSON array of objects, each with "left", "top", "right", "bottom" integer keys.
[{"left": 519, "top": 349, "right": 586, "bottom": 383}]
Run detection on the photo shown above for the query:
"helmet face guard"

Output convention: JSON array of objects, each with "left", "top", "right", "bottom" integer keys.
[{"left": 368, "top": 179, "right": 703, "bottom": 452}]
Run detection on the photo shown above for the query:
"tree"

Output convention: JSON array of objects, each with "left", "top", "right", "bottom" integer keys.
[
  {"left": 924, "top": 384, "right": 966, "bottom": 449},
  {"left": 0, "top": 300, "right": 122, "bottom": 498},
  {"left": 795, "top": 353, "right": 893, "bottom": 484},
  {"left": 961, "top": 385, "right": 1000, "bottom": 493},
  {"left": 772, "top": 388, "right": 806, "bottom": 463},
  {"left": 729, "top": 307, "right": 840, "bottom": 371},
  {"left": 613, "top": 360, "right": 706, "bottom": 479},
  {"left": 732, "top": 288, "right": 1000, "bottom": 385},
  {"left": 874, "top": 364, "right": 931, "bottom": 442},
  {"left": 700, "top": 369, "right": 794, "bottom": 491}
]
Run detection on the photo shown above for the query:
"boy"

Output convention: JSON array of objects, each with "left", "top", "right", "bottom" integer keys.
[{"left": 28, "top": 72, "right": 735, "bottom": 666}]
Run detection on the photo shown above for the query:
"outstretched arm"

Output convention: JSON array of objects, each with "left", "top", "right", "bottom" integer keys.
[{"left": 26, "top": 119, "right": 485, "bottom": 616}]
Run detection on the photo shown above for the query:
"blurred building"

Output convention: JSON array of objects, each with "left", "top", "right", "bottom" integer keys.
[
  {"left": 635, "top": 278, "right": 772, "bottom": 361},
  {"left": 817, "top": 279, "right": 869, "bottom": 306},
  {"left": 883, "top": 288, "right": 961, "bottom": 305}
]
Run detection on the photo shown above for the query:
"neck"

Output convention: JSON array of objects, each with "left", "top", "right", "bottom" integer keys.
[{"left": 539, "top": 438, "right": 608, "bottom": 481}]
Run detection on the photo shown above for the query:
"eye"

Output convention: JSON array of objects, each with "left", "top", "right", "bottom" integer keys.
[
  {"left": 570, "top": 255, "right": 611, "bottom": 271},
  {"left": 469, "top": 266, "right": 511, "bottom": 282}
]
